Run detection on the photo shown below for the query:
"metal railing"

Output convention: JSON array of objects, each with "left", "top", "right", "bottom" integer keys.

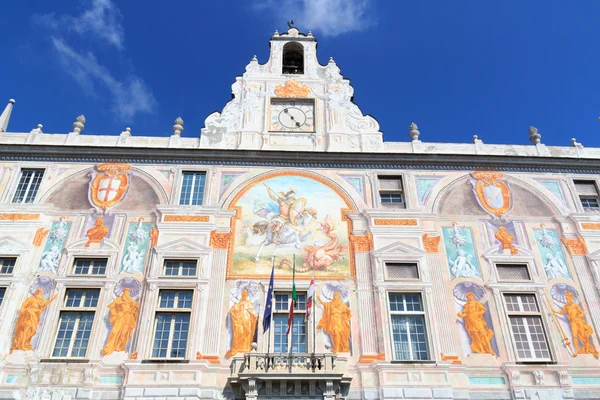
[{"left": 230, "top": 353, "right": 341, "bottom": 375}]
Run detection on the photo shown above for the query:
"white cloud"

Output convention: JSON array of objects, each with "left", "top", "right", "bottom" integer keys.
[
  {"left": 255, "top": 0, "right": 374, "bottom": 36},
  {"left": 52, "top": 37, "right": 156, "bottom": 121},
  {"left": 34, "top": 0, "right": 124, "bottom": 49}
]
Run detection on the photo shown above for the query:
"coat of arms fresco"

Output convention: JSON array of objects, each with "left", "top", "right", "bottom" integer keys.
[
  {"left": 228, "top": 172, "right": 352, "bottom": 279},
  {"left": 88, "top": 163, "right": 132, "bottom": 213}
]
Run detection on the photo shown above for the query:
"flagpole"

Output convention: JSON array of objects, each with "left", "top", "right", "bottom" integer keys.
[
  {"left": 267, "top": 257, "right": 273, "bottom": 358},
  {"left": 289, "top": 254, "right": 295, "bottom": 373},
  {"left": 312, "top": 273, "right": 316, "bottom": 355}
]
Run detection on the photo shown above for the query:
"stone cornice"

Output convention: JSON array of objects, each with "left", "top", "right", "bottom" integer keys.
[{"left": 0, "top": 144, "right": 599, "bottom": 173}]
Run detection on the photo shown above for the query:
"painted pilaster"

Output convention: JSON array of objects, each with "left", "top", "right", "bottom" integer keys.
[
  {"left": 202, "top": 248, "right": 228, "bottom": 356},
  {"left": 354, "top": 252, "right": 378, "bottom": 356}
]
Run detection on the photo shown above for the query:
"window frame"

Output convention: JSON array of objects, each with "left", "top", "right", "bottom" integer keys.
[
  {"left": 377, "top": 174, "right": 406, "bottom": 209},
  {"left": 387, "top": 292, "right": 431, "bottom": 362},
  {"left": 161, "top": 259, "right": 199, "bottom": 278},
  {"left": 178, "top": 171, "right": 207, "bottom": 206},
  {"left": 494, "top": 262, "right": 533, "bottom": 283},
  {"left": 502, "top": 292, "right": 552, "bottom": 363},
  {"left": 0, "top": 257, "right": 17, "bottom": 276},
  {"left": 50, "top": 288, "right": 101, "bottom": 360},
  {"left": 573, "top": 179, "right": 600, "bottom": 211},
  {"left": 149, "top": 289, "right": 194, "bottom": 360},
  {"left": 71, "top": 257, "right": 109, "bottom": 277},
  {"left": 0, "top": 286, "right": 7, "bottom": 307},
  {"left": 11, "top": 168, "right": 45, "bottom": 204},
  {"left": 384, "top": 262, "right": 421, "bottom": 281},
  {"left": 270, "top": 290, "right": 308, "bottom": 354}
]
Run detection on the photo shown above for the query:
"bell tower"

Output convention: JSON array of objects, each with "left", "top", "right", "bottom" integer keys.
[{"left": 200, "top": 27, "right": 383, "bottom": 152}]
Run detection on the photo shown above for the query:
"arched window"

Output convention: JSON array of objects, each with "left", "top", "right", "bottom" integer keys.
[{"left": 282, "top": 42, "right": 304, "bottom": 75}]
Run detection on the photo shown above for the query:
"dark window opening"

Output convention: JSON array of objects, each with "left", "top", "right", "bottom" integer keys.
[{"left": 282, "top": 42, "right": 304, "bottom": 74}]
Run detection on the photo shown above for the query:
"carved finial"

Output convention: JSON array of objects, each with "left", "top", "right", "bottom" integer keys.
[
  {"left": 251, "top": 55, "right": 257, "bottom": 62},
  {"left": 0, "top": 99, "right": 16, "bottom": 132},
  {"left": 121, "top": 127, "right": 131, "bottom": 136},
  {"left": 408, "top": 122, "right": 420, "bottom": 141},
  {"left": 571, "top": 137, "right": 583, "bottom": 148},
  {"left": 329, "top": 57, "right": 335, "bottom": 64},
  {"left": 274, "top": 30, "right": 280, "bottom": 36},
  {"left": 473, "top": 134, "right": 483, "bottom": 144},
  {"left": 308, "top": 31, "right": 313, "bottom": 37},
  {"left": 30, "top": 124, "right": 43, "bottom": 134},
  {"left": 251, "top": 342, "right": 258, "bottom": 352},
  {"left": 173, "top": 117, "right": 184, "bottom": 136},
  {"left": 529, "top": 126, "right": 541, "bottom": 144},
  {"left": 72, "top": 115, "right": 85, "bottom": 134}
]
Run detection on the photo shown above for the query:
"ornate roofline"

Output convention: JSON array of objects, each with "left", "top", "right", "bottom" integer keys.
[{"left": 0, "top": 144, "right": 598, "bottom": 174}]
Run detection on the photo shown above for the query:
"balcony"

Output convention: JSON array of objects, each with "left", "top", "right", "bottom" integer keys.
[{"left": 229, "top": 353, "right": 351, "bottom": 399}]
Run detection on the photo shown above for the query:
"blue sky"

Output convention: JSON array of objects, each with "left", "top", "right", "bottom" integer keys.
[{"left": 1, "top": 1, "right": 599, "bottom": 146}]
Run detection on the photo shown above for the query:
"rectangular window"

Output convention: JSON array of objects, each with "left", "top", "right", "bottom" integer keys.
[
  {"left": 52, "top": 288, "right": 100, "bottom": 358},
  {"left": 389, "top": 293, "right": 429, "bottom": 361},
  {"left": 0, "top": 287, "right": 5, "bottom": 306},
  {"left": 504, "top": 294, "right": 551, "bottom": 361},
  {"left": 386, "top": 262, "right": 419, "bottom": 280},
  {"left": 152, "top": 290, "right": 193, "bottom": 359},
  {"left": 12, "top": 169, "right": 44, "bottom": 204},
  {"left": 73, "top": 258, "right": 107, "bottom": 276},
  {"left": 496, "top": 263, "right": 531, "bottom": 281},
  {"left": 0, "top": 258, "right": 16, "bottom": 275},
  {"left": 163, "top": 260, "right": 197, "bottom": 277},
  {"left": 378, "top": 175, "right": 405, "bottom": 208},
  {"left": 272, "top": 292, "right": 307, "bottom": 353},
  {"left": 574, "top": 180, "right": 600, "bottom": 210},
  {"left": 179, "top": 172, "right": 206, "bottom": 206}
]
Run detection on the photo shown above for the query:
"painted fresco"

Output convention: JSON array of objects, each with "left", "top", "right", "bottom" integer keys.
[
  {"left": 230, "top": 173, "right": 351, "bottom": 278},
  {"left": 548, "top": 284, "right": 599, "bottom": 358},
  {"left": 442, "top": 224, "right": 481, "bottom": 279},
  {"left": 534, "top": 225, "right": 570, "bottom": 280},
  {"left": 453, "top": 282, "right": 499, "bottom": 357},
  {"left": 37, "top": 219, "right": 71, "bottom": 274},
  {"left": 119, "top": 220, "right": 151, "bottom": 274}
]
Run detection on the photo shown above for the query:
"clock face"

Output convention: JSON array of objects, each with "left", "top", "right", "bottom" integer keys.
[{"left": 270, "top": 100, "right": 315, "bottom": 132}]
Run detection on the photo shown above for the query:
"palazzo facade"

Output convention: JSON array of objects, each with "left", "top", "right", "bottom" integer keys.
[{"left": 0, "top": 27, "right": 600, "bottom": 400}]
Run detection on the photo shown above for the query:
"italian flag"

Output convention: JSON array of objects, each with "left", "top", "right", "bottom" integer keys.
[
  {"left": 306, "top": 274, "right": 315, "bottom": 321},
  {"left": 286, "top": 257, "right": 296, "bottom": 335}
]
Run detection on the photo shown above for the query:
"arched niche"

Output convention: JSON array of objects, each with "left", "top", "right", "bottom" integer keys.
[
  {"left": 43, "top": 168, "right": 166, "bottom": 211},
  {"left": 282, "top": 42, "right": 304, "bottom": 75},
  {"left": 435, "top": 175, "right": 558, "bottom": 217}
]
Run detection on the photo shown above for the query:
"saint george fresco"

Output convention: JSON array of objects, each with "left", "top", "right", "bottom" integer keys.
[{"left": 231, "top": 174, "right": 351, "bottom": 278}]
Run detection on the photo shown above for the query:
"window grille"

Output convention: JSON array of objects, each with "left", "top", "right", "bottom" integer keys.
[
  {"left": 496, "top": 264, "right": 531, "bottom": 281},
  {"left": 386, "top": 263, "right": 419, "bottom": 280}
]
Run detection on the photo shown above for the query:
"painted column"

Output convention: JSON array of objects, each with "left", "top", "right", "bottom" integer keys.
[
  {"left": 201, "top": 231, "right": 231, "bottom": 360},
  {"left": 423, "top": 234, "right": 457, "bottom": 357},
  {"left": 350, "top": 235, "right": 381, "bottom": 362}
]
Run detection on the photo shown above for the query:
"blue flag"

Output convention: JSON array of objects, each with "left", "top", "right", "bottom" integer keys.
[{"left": 262, "top": 260, "right": 275, "bottom": 333}]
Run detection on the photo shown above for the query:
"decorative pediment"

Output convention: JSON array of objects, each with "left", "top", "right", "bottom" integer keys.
[
  {"left": 372, "top": 240, "right": 426, "bottom": 260},
  {"left": 0, "top": 236, "right": 32, "bottom": 255},
  {"left": 154, "top": 238, "right": 212, "bottom": 257}
]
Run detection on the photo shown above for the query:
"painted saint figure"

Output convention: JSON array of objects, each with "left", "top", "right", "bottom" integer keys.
[
  {"left": 552, "top": 291, "right": 599, "bottom": 358},
  {"left": 102, "top": 288, "right": 140, "bottom": 356},
  {"left": 494, "top": 226, "right": 517, "bottom": 255},
  {"left": 226, "top": 289, "right": 258, "bottom": 358},
  {"left": 85, "top": 218, "right": 109, "bottom": 247},
  {"left": 10, "top": 289, "right": 57, "bottom": 353},
  {"left": 317, "top": 292, "right": 352, "bottom": 353},
  {"left": 457, "top": 292, "right": 496, "bottom": 356}
]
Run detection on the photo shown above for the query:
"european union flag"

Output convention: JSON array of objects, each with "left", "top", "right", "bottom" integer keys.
[{"left": 262, "top": 260, "right": 275, "bottom": 333}]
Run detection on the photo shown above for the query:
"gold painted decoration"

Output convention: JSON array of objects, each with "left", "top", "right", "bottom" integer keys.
[
  {"left": 317, "top": 292, "right": 352, "bottom": 353},
  {"left": 85, "top": 217, "right": 109, "bottom": 247},
  {"left": 89, "top": 162, "right": 132, "bottom": 212},
  {"left": 102, "top": 288, "right": 140, "bottom": 356},
  {"left": 422, "top": 234, "right": 441, "bottom": 253},
  {"left": 373, "top": 219, "right": 418, "bottom": 226},
  {"left": 149, "top": 228, "right": 159, "bottom": 248},
  {"left": 349, "top": 234, "right": 373, "bottom": 252},
  {"left": 164, "top": 215, "right": 210, "bottom": 222},
  {"left": 358, "top": 353, "right": 385, "bottom": 364},
  {"left": 10, "top": 289, "right": 57, "bottom": 353},
  {"left": 551, "top": 291, "right": 599, "bottom": 358},
  {"left": 274, "top": 79, "right": 311, "bottom": 98},
  {"left": 581, "top": 223, "right": 600, "bottom": 230},
  {"left": 226, "top": 290, "right": 259, "bottom": 358},
  {"left": 456, "top": 292, "right": 496, "bottom": 356},
  {"left": 494, "top": 226, "right": 518, "bottom": 255},
  {"left": 33, "top": 227, "right": 50, "bottom": 246},
  {"left": 210, "top": 230, "right": 232, "bottom": 249},
  {"left": 561, "top": 236, "right": 588, "bottom": 256},
  {"left": 440, "top": 353, "right": 462, "bottom": 364},
  {"left": 470, "top": 171, "right": 512, "bottom": 218},
  {"left": 196, "top": 352, "right": 221, "bottom": 364},
  {"left": 0, "top": 213, "right": 40, "bottom": 221}
]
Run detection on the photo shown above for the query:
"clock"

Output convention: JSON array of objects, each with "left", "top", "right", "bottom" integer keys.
[{"left": 270, "top": 99, "right": 315, "bottom": 132}]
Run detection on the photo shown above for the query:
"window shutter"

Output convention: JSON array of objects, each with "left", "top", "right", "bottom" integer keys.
[
  {"left": 386, "top": 263, "right": 419, "bottom": 279},
  {"left": 496, "top": 264, "right": 531, "bottom": 281},
  {"left": 575, "top": 181, "right": 598, "bottom": 196},
  {"left": 379, "top": 176, "right": 403, "bottom": 191}
]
